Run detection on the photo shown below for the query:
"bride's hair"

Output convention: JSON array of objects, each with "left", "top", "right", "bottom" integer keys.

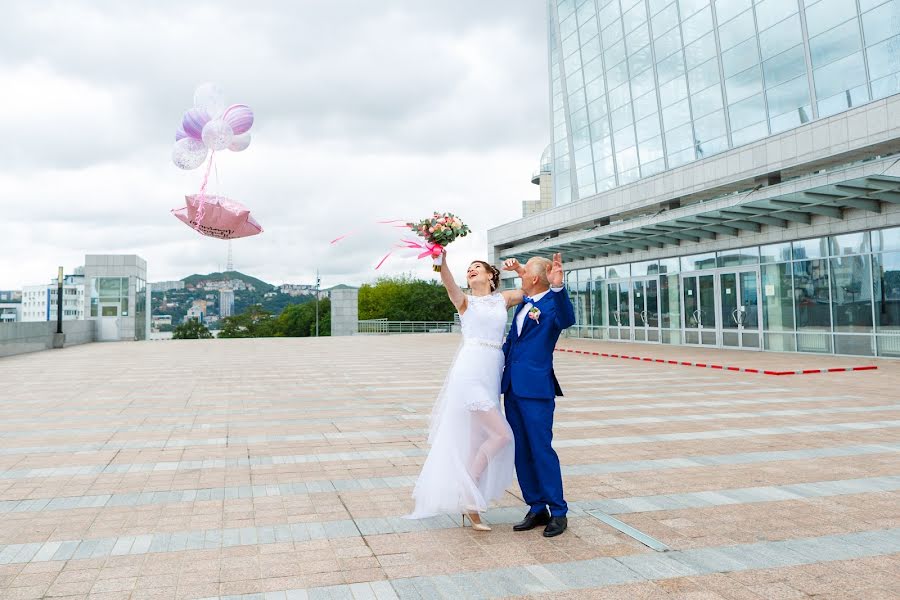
[{"left": 470, "top": 260, "right": 500, "bottom": 290}]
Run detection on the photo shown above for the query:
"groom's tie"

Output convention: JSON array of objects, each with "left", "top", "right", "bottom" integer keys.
[{"left": 523, "top": 296, "right": 536, "bottom": 305}]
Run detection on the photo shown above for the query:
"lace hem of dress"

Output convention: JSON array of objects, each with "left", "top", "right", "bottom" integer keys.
[{"left": 464, "top": 397, "right": 497, "bottom": 412}]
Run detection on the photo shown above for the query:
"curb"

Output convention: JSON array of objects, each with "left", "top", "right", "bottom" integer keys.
[{"left": 554, "top": 348, "right": 878, "bottom": 376}]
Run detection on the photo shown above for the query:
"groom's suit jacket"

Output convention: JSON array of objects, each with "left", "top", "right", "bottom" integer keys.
[{"left": 501, "top": 288, "right": 577, "bottom": 399}]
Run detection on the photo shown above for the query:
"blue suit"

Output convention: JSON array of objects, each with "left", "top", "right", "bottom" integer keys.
[{"left": 501, "top": 287, "right": 576, "bottom": 517}]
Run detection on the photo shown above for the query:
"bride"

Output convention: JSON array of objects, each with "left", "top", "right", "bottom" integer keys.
[{"left": 405, "top": 250, "right": 523, "bottom": 530}]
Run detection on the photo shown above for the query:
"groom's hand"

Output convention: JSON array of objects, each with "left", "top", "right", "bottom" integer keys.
[{"left": 548, "top": 253, "right": 564, "bottom": 287}]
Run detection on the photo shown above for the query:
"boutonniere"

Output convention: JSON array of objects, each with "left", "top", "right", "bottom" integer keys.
[{"left": 528, "top": 306, "right": 541, "bottom": 323}]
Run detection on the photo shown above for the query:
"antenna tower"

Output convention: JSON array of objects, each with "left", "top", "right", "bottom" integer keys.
[{"left": 225, "top": 241, "right": 234, "bottom": 272}]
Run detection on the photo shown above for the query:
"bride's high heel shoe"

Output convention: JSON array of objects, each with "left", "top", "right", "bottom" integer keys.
[{"left": 462, "top": 513, "right": 492, "bottom": 531}]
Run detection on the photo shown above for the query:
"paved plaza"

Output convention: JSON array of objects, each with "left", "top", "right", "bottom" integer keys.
[{"left": 0, "top": 335, "right": 898, "bottom": 599}]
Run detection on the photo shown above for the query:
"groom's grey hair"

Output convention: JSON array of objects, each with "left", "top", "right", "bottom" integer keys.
[{"left": 525, "top": 257, "right": 551, "bottom": 285}]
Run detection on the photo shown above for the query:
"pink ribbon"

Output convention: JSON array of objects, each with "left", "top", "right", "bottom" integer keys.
[{"left": 400, "top": 238, "right": 443, "bottom": 260}]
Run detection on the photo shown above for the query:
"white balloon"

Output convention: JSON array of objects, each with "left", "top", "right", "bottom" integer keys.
[
  {"left": 172, "top": 138, "right": 207, "bottom": 170},
  {"left": 193, "top": 82, "right": 226, "bottom": 118},
  {"left": 228, "top": 132, "right": 251, "bottom": 152},
  {"left": 201, "top": 119, "right": 234, "bottom": 151}
]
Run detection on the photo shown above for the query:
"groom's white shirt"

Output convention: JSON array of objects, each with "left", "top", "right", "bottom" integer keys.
[{"left": 516, "top": 286, "right": 564, "bottom": 335}]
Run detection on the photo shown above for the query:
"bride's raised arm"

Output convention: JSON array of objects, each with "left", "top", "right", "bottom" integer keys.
[
  {"left": 440, "top": 249, "right": 467, "bottom": 313},
  {"left": 500, "top": 258, "right": 525, "bottom": 309}
]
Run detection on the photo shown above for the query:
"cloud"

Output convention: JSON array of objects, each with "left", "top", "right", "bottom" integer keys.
[{"left": 0, "top": 0, "right": 548, "bottom": 290}]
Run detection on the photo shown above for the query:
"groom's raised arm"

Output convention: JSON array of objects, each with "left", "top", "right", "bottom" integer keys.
[{"left": 548, "top": 253, "right": 576, "bottom": 330}]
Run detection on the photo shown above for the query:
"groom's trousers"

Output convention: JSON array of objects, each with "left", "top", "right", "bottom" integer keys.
[{"left": 504, "top": 391, "right": 567, "bottom": 517}]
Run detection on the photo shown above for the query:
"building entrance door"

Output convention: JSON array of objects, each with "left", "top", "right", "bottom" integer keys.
[
  {"left": 632, "top": 277, "right": 660, "bottom": 342},
  {"left": 681, "top": 273, "right": 717, "bottom": 346},
  {"left": 719, "top": 269, "right": 762, "bottom": 350},
  {"left": 99, "top": 302, "right": 119, "bottom": 341},
  {"left": 606, "top": 281, "right": 631, "bottom": 340}
]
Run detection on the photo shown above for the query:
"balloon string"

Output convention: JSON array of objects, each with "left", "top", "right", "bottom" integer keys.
[{"left": 196, "top": 150, "right": 216, "bottom": 226}]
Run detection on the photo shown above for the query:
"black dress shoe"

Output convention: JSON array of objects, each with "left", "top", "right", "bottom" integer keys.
[
  {"left": 512, "top": 509, "right": 551, "bottom": 531},
  {"left": 543, "top": 516, "right": 568, "bottom": 537}
]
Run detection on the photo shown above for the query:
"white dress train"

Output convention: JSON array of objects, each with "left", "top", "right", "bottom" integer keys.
[{"left": 405, "top": 292, "right": 515, "bottom": 519}]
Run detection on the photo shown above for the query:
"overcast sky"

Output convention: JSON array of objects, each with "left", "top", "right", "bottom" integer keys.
[{"left": 0, "top": 0, "right": 548, "bottom": 289}]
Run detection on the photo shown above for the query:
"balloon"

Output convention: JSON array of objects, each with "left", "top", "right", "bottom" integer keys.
[
  {"left": 228, "top": 132, "right": 251, "bottom": 152},
  {"left": 172, "top": 138, "right": 208, "bottom": 170},
  {"left": 201, "top": 119, "right": 234, "bottom": 151},
  {"left": 172, "top": 194, "right": 263, "bottom": 240},
  {"left": 175, "top": 126, "right": 187, "bottom": 141},
  {"left": 193, "top": 82, "right": 226, "bottom": 118},
  {"left": 181, "top": 108, "right": 210, "bottom": 140},
  {"left": 223, "top": 104, "right": 254, "bottom": 135}
]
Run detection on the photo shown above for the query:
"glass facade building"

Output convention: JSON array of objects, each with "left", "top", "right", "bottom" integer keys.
[{"left": 550, "top": 0, "right": 900, "bottom": 206}]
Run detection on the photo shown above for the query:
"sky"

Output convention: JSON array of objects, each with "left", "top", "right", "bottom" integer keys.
[{"left": 0, "top": 0, "right": 548, "bottom": 290}]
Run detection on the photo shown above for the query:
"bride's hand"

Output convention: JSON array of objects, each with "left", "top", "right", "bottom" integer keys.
[{"left": 502, "top": 258, "right": 520, "bottom": 272}]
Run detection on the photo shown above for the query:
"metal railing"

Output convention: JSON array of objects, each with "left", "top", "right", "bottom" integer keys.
[{"left": 357, "top": 319, "right": 457, "bottom": 334}]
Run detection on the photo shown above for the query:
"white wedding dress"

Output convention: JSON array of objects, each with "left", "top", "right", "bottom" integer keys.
[{"left": 406, "top": 292, "right": 515, "bottom": 519}]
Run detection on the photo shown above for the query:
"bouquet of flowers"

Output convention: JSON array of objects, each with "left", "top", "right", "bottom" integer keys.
[{"left": 405, "top": 212, "right": 471, "bottom": 271}]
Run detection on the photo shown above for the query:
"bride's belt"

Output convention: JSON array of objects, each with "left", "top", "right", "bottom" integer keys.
[{"left": 464, "top": 338, "right": 502, "bottom": 350}]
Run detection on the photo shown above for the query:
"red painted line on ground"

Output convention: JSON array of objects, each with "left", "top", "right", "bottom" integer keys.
[
  {"left": 802, "top": 369, "right": 822, "bottom": 374},
  {"left": 711, "top": 365, "right": 724, "bottom": 369}
]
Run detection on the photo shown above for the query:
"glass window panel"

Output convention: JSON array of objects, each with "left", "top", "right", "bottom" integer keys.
[
  {"left": 602, "top": 19, "right": 624, "bottom": 48},
  {"left": 574, "top": 145, "right": 594, "bottom": 169},
  {"left": 755, "top": 0, "right": 799, "bottom": 32},
  {"left": 766, "top": 75, "right": 810, "bottom": 117},
  {"left": 619, "top": 167, "right": 641, "bottom": 184},
  {"left": 557, "top": 186, "right": 572, "bottom": 204},
  {"left": 577, "top": 0, "right": 596, "bottom": 24},
  {"left": 654, "top": 26, "right": 683, "bottom": 60},
  {"left": 693, "top": 109, "right": 727, "bottom": 140},
  {"left": 579, "top": 15, "right": 600, "bottom": 41},
  {"left": 758, "top": 15, "right": 802, "bottom": 60},
  {"left": 614, "top": 125, "right": 636, "bottom": 149},
  {"left": 562, "top": 31, "right": 581, "bottom": 57},
  {"left": 586, "top": 77, "right": 606, "bottom": 105},
  {"left": 873, "top": 226, "right": 900, "bottom": 252},
  {"left": 657, "top": 50, "right": 687, "bottom": 83},
  {"left": 794, "top": 259, "right": 832, "bottom": 331},
  {"left": 591, "top": 117, "right": 612, "bottom": 141},
  {"left": 863, "top": 2, "right": 900, "bottom": 46},
  {"left": 572, "top": 107, "right": 589, "bottom": 131},
  {"left": 688, "top": 58, "right": 721, "bottom": 91},
  {"left": 717, "top": 247, "right": 759, "bottom": 266},
  {"left": 626, "top": 25, "right": 652, "bottom": 54},
  {"left": 682, "top": 252, "right": 717, "bottom": 270},
  {"left": 684, "top": 31, "right": 718, "bottom": 69},
  {"left": 633, "top": 89, "right": 660, "bottom": 119},
  {"left": 609, "top": 82, "right": 632, "bottom": 109},
  {"left": 593, "top": 153, "right": 615, "bottom": 177},
  {"left": 793, "top": 237, "right": 827, "bottom": 260},
  {"left": 652, "top": 3, "right": 680, "bottom": 36},
  {"left": 631, "top": 67, "right": 657, "bottom": 97},
  {"left": 581, "top": 35, "right": 602, "bottom": 63},
  {"left": 810, "top": 18, "right": 862, "bottom": 68},
  {"left": 565, "top": 50, "right": 584, "bottom": 77},
  {"left": 831, "top": 255, "right": 873, "bottom": 333},
  {"left": 611, "top": 103, "right": 634, "bottom": 130},
  {"left": 642, "top": 157, "right": 667, "bottom": 175},
  {"left": 566, "top": 70, "right": 584, "bottom": 93},
  {"left": 569, "top": 90, "right": 587, "bottom": 113},
  {"left": 867, "top": 35, "right": 900, "bottom": 80},
  {"left": 665, "top": 121, "right": 695, "bottom": 151},
  {"left": 682, "top": 6, "right": 714, "bottom": 45},
  {"left": 604, "top": 39, "right": 627, "bottom": 67},
  {"left": 860, "top": 0, "right": 891, "bottom": 10},
  {"left": 598, "top": 0, "right": 621, "bottom": 25},
  {"left": 762, "top": 262, "right": 796, "bottom": 331},
  {"left": 763, "top": 45, "right": 808, "bottom": 87},
  {"left": 663, "top": 96, "right": 692, "bottom": 127},
  {"left": 560, "top": 12, "right": 578, "bottom": 39},
  {"left": 718, "top": 9, "right": 756, "bottom": 51},
  {"left": 731, "top": 121, "right": 768, "bottom": 144},
  {"left": 872, "top": 72, "right": 900, "bottom": 99},
  {"left": 577, "top": 163, "right": 596, "bottom": 185},
  {"left": 578, "top": 182, "right": 597, "bottom": 198},
  {"left": 573, "top": 125, "right": 592, "bottom": 149},
  {"left": 628, "top": 44, "right": 654, "bottom": 76},
  {"left": 805, "top": 0, "right": 861, "bottom": 38},
  {"left": 636, "top": 112, "right": 663, "bottom": 140},
  {"left": 830, "top": 231, "right": 871, "bottom": 256},
  {"left": 668, "top": 146, "right": 697, "bottom": 166},
  {"left": 583, "top": 55, "right": 605, "bottom": 84},
  {"left": 722, "top": 37, "right": 760, "bottom": 77},
  {"left": 660, "top": 76, "right": 689, "bottom": 106},
  {"left": 607, "top": 59, "right": 629, "bottom": 89},
  {"left": 696, "top": 134, "right": 728, "bottom": 156},
  {"left": 639, "top": 135, "right": 665, "bottom": 163},
  {"left": 873, "top": 251, "right": 900, "bottom": 331},
  {"left": 623, "top": 1, "right": 648, "bottom": 32},
  {"left": 725, "top": 65, "right": 763, "bottom": 103},
  {"left": 691, "top": 84, "right": 724, "bottom": 116},
  {"left": 616, "top": 145, "right": 639, "bottom": 170},
  {"left": 728, "top": 92, "right": 766, "bottom": 128},
  {"left": 769, "top": 104, "right": 812, "bottom": 132},
  {"left": 760, "top": 241, "right": 792, "bottom": 263},
  {"left": 679, "top": 0, "right": 710, "bottom": 20},
  {"left": 592, "top": 134, "right": 614, "bottom": 158},
  {"left": 558, "top": 0, "right": 576, "bottom": 19},
  {"left": 596, "top": 175, "right": 617, "bottom": 191},
  {"left": 715, "top": 0, "right": 751, "bottom": 24},
  {"left": 813, "top": 52, "right": 867, "bottom": 99},
  {"left": 98, "top": 277, "right": 122, "bottom": 299}
]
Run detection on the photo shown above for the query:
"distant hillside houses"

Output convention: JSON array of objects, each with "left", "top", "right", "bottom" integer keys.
[
  {"left": 190, "top": 278, "right": 255, "bottom": 292},
  {"left": 279, "top": 284, "right": 316, "bottom": 297}
]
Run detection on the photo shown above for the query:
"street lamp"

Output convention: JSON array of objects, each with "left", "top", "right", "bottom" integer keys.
[{"left": 315, "top": 269, "right": 321, "bottom": 337}]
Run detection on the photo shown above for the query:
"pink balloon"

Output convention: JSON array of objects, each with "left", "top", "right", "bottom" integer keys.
[
  {"left": 223, "top": 104, "right": 254, "bottom": 135},
  {"left": 228, "top": 132, "right": 251, "bottom": 152},
  {"left": 181, "top": 108, "right": 210, "bottom": 140},
  {"left": 172, "top": 194, "right": 263, "bottom": 239}
]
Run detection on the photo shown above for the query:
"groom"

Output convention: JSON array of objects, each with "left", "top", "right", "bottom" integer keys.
[{"left": 501, "top": 253, "right": 576, "bottom": 537}]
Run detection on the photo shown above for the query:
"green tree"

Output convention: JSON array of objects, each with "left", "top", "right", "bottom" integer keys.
[
  {"left": 358, "top": 276, "right": 455, "bottom": 321},
  {"left": 276, "top": 298, "right": 331, "bottom": 337},
  {"left": 218, "top": 305, "right": 277, "bottom": 338},
  {"left": 172, "top": 319, "right": 212, "bottom": 339}
]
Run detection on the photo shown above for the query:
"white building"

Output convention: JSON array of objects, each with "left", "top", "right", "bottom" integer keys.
[
  {"left": 21, "top": 275, "right": 85, "bottom": 322},
  {"left": 220, "top": 289, "right": 235, "bottom": 317},
  {"left": 150, "top": 280, "right": 184, "bottom": 292},
  {"left": 0, "top": 303, "right": 21, "bottom": 323},
  {"left": 185, "top": 306, "right": 204, "bottom": 323}
]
